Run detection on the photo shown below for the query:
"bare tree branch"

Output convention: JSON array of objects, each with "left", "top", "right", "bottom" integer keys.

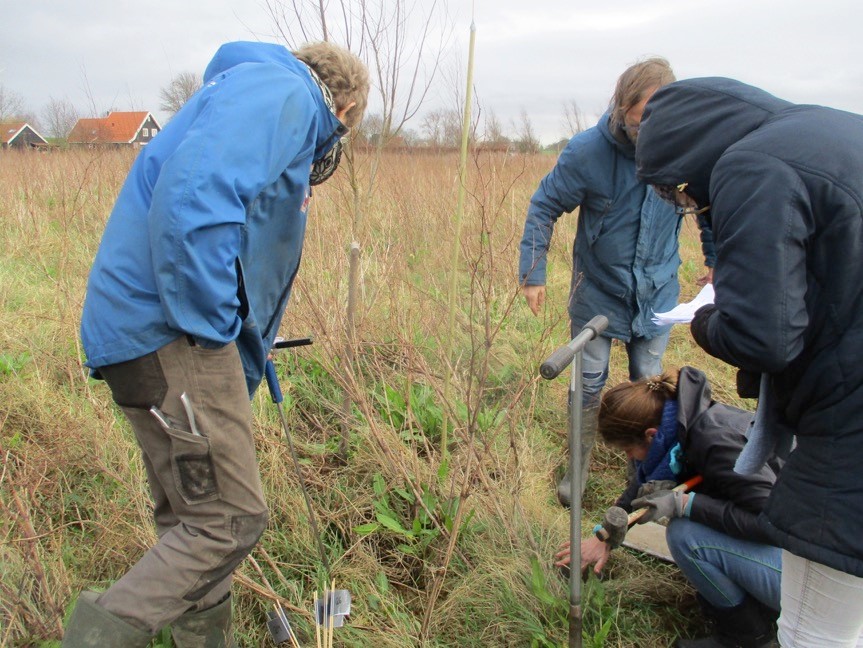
[
  {"left": 41, "top": 98, "right": 79, "bottom": 139},
  {"left": 513, "top": 108, "right": 540, "bottom": 154},
  {"left": 0, "top": 85, "right": 30, "bottom": 123},
  {"left": 159, "top": 72, "right": 202, "bottom": 116},
  {"left": 265, "top": 0, "right": 451, "bottom": 142},
  {"left": 561, "top": 99, "right": 586, "bottom": 137}
]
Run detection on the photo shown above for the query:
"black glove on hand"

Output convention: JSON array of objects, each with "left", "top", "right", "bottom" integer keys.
[
  {"left": 631, "top": 490, "right": 685, "bottom": 523},
  {"left": 636, "top": 480, "right": 678, "bottom": 499},
  {"left": 690, "top": 304, "right": 717, "bottom": 357},
  {"left": 736, "top": 368, "right": 761, "bottom": 399}
]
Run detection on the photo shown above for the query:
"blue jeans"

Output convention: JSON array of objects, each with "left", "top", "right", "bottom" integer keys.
[
  {"left": 578, "top": 331, "right": 670, "bottom": 408},
  {"left": 559, "top": 330, "right": 669, "bottom": 499},
  {"left": 666, "top": 518, "right": 782, "bottom": 611}
]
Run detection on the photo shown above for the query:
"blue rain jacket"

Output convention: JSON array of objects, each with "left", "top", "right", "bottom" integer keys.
[
  {"left": 81, "top": 42, "right": 346, "bottom": 395},
  {"left": 519, "top": 114, "right": 695, "bottom": 340}
]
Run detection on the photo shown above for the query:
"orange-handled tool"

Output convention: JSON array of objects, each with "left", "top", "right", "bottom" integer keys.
[{"left": 596, "top": 474, "right": 703, "bottom": 541}]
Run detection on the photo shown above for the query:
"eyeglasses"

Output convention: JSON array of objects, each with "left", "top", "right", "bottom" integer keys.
[{"left": 652, "top": 182, "right": 710, "bottom": 217}]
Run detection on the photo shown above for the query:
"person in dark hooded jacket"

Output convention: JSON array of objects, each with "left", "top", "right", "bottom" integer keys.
[
  {"left": 636, "top": 77, "right": 863, "bottom": 647},
  {"left": 64, "top": 42, "right": 369, "bottom": 648}
]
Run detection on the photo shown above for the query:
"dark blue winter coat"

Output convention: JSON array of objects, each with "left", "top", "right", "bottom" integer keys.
[
  {"left": 637, "top": 77, "right": 863, "bottom": 577},
  {"left": 80, "top": 42, "right": 346, "bottom": 396},
  {"left": 519, "top": 114, "right": 700, "bottom": 341}
]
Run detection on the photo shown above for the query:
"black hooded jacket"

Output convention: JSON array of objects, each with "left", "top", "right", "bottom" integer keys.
[
  {"left": 636, "top": 78, "right": 863, "bottom": 577},
  {"left": 616, "top": 367, "right": 778, "bottom": 545}
]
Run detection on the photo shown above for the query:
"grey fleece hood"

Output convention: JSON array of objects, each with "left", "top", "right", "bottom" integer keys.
[{"left": 635, "top": 77, "right": 792, "bottom": 207}]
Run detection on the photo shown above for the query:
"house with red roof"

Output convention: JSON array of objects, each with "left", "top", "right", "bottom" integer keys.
[
  {"left": 67, "top": 111, "right": 162, "bottom": 147},
  {"left": 1, "top": 121, "right": 49, "bottom": 149}
]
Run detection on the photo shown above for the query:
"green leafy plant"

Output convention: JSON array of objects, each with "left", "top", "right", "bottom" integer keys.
[
  {"left": 525, "top": 556, "right": 614, "bottom": 647},
  {"left": 0, "top": 352, "right": 30, "bottom": 376},
  {"left": 354, "top": 473, "right": 475, "bottom": 557},
  {"left": 581, "top": 577, "right": 614, "bottom": 648},
  {"left": 373, "top": 381, "right": 446, "bottom": 445},
  {"left": 527, "top": 555, "right": 568, "bottom": 644}
]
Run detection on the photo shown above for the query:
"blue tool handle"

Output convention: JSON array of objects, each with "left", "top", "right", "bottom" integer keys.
[{"left": 265, "top": 359, "right": 283, "bottom": 404}]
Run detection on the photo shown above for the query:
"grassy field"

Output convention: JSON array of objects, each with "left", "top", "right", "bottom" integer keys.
[{"left": 0, "top": 147, "right": 746, "bottom": 647}]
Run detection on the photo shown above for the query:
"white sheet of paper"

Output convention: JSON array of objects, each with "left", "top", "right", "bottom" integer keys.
[{"left": 652, "top": 283, "right": 715, "bottom": 325}]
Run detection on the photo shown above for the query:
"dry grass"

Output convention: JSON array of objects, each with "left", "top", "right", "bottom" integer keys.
[{"left": 0, "top": 147, "right": 743, "bottom": 647}]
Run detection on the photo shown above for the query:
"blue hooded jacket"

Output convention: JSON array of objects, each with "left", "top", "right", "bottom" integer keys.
[
  {"left": 80, "top": 42, "right": 345, "bottom": 396},
  {"left": 519, "top": 114, "right": 701, "bottom": 340}
]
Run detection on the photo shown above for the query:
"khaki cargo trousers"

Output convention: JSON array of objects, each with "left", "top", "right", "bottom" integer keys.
[{"left": 96, "top": 335, "right": 268, "bottom": 634}]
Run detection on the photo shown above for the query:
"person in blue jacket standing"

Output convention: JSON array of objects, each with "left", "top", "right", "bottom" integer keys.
[
  {"left": 519, "top": 58, "right": 714, "bottom": 506},
  {"left": 64, "top": 41, "right": 369, "bottom": 647}
]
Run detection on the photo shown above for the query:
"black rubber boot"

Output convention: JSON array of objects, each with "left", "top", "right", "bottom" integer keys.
[
  {"left": 171, "top": 593, "right": 238, "bottom": 648},
  {"left": 675, "top": 595, "right": 778, "bottom": 648}
]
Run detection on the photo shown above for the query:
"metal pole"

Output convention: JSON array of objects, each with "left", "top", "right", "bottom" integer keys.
[
  {"left": 568, "top": 350, "right": 582, "bottom": 648},
  {"left": 539, "top": 315, "right": 608, "bottom": 648}
]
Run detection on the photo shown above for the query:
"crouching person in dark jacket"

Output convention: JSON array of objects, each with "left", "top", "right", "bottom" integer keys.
[
  {"left": 556, "top": 367, "right": 782, "bottom": 647},
  {"left": 637, "top": 77, "right": 863, "bottom": 647},
  {"left": 64, "top": 41, "right": 369, "bottom": 647}
]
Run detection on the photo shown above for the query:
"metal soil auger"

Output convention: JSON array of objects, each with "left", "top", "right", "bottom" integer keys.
[
  {"left": 540, "top": 315, "right": 608, "bottom": 648},
  {"left": 263, "top": 337, "right": 351, "bottom": 646}
]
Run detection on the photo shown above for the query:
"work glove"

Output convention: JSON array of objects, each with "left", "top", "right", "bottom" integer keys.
[
  {"left": 631, "top": 490, "right": 685, "bottom": 524},
  {"left": 636, "top": 480, "right": 678, "bottom": 499}
]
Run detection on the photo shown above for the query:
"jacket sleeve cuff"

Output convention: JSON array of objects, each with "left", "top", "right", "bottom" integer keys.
[
  {"left": 690, "top": 304, "right": 717, "bottom": 356},
  {"left": 736, "top": 369, "right": 761, "bottom": 399},
  {"left": 684, "top": 492, "right": 696, "bottom": 517}
]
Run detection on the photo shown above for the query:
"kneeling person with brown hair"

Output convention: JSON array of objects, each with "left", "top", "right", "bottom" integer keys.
[{"left": 556, "top": 367, "right": 781, "bottom": 648}]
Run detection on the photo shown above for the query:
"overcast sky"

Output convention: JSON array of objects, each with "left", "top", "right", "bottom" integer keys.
[{"left": 3, "top": 0, "right": 862, "bottom": 145}]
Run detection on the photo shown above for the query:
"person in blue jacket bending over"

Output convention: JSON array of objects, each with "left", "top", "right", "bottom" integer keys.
[
  {"left": 518, "top": 57, "right": 715, "bottom": 506},
  {"left": 65, "top": 41, "right": 369, "bottom": 647}
]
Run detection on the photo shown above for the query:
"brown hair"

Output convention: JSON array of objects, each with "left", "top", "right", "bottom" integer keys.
[
  {"left": 293, "top": 42, "right": 370, "bottom": 129},
  {"left": 598, "top": 368, "right": 680, "bottom": 448},
  {"left": 609, "top": 57, "right": 675, "bottom": 132}
]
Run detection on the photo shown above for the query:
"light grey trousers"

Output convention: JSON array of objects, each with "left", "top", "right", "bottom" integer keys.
[
  {"left": 97, "top": 335, "right": 268, "bottom": 634},
  {"left": 778, "top": 550, "right": 863, "bottom": 647}
]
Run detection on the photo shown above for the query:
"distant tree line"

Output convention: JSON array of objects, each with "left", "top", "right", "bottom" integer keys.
[
  {"left": 354, "top": 100, "right": 586, "bottom": 153},
  {"left": 1, "top": 72, "right": 587, "bottom": 151}
]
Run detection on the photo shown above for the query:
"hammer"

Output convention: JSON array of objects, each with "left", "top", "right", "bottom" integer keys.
[{"left": 595, "top": 475, "right": 703, "bottom": 543}]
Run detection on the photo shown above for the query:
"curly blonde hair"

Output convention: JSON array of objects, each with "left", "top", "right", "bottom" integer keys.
[{"left": 294, "top": 42, "right": 370, "bottom": 129}]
